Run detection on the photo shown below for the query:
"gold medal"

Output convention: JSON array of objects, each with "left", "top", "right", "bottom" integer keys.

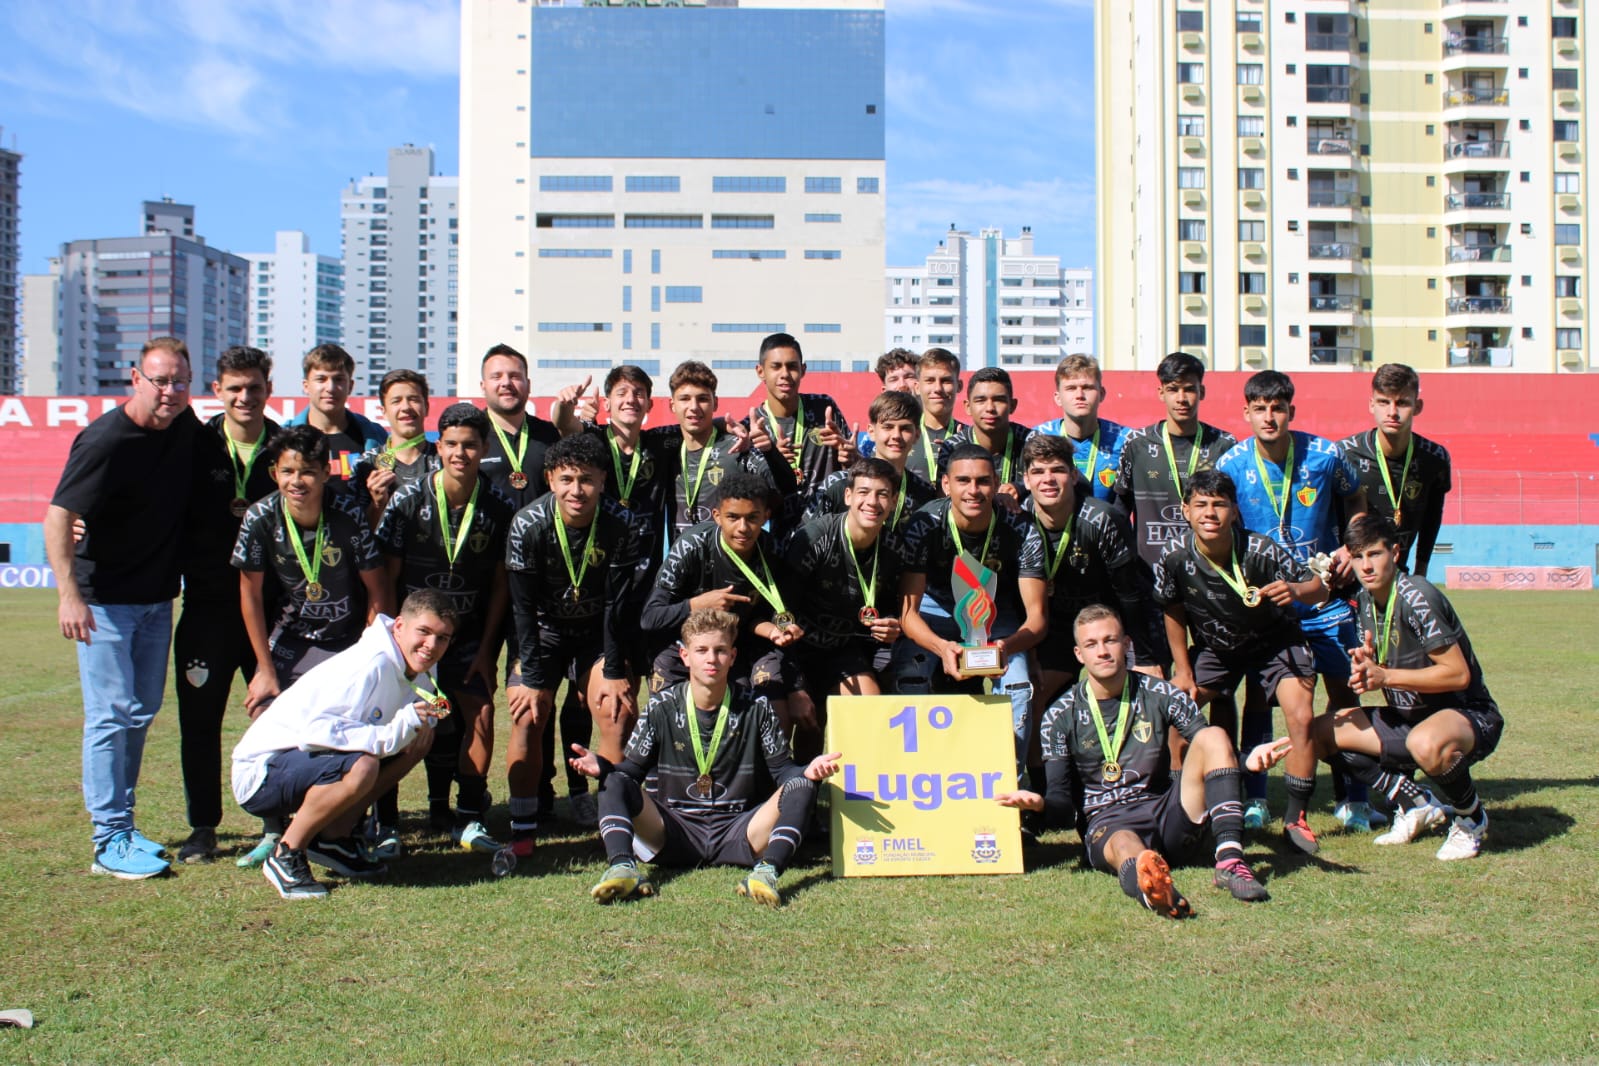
[
  {"left": 1102, "top": 759, "right": 1122, "bottom": 783},
  {"left": 1045, "top": 580, "right": 1055, "bottom": 598},
  {"left": 1393, "top": 507, "right": 1403, "bottom": 527},
  {"left": 305, "top": 581, "right": 326, "bottom": 602},
  {"left": 376, "top": 452, "right": 397, "bottom": 470},
  {"left": 773, "top": 612, "right": 796, "bottom": 630},
  {"left": 618, "top": 498, "right": 631, "bottom": 509},
  {"left": 568, "top": 586, "right": 582, "bottom": 604},
  {"left": 696, "top": 772, "right": 713, "bottom": 795},
  {"left": 509, "top": 471, "right": 529, "bottom": 491},
  {"left": 1243, "top": 585, "right": 1262, "bottom": 608},
  {"left": 230, "top": 498, "right": 250, "bottom": 518},
  {"left": 858, "top": 606, "right": 878, "bottom": 626}
]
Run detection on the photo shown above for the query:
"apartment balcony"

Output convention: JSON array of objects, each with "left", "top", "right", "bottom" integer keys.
[
  {"left": 1308, "top": 293, "right": 1359, "bottom": 312},
  {"left": 1305, "top": 86, "right": 1353, "bottom": 104},
  {"left": 1444, "top": 87, "right": 1508, "bottom": 107},
  {"left": 1444, "top": 35, "right": 1508, "bottom": 56},
  {"left": 1307, "top": 136, "right": 1356, "bottom": 157},
  {"left": 1446, "top": 295, "right": 1512, "bottom": 313},
  {"left": 1445, "top": 191, "right": 1511, "bottom": 210},
  {"left": 1309, "top": 346, "right": 1366, "bottom": 366},
  {"left": 1444, "top": 139, "right": 1509, "bottom": 160},
  {"left": 1306, "top": 33, "right": 1354, "bottom": 51},
  {"left": 1309, "top": 241, "right": 1356, "bottom": 260},
  {"left": 1448, "top": 346, "right": 1514, "bottom": 368},
  {"left": 1308, "top": 189, "right": 1359, "bottom": 208},
  {"left": 1446, "top": 243, "right": 1511, "bottom": 263}
]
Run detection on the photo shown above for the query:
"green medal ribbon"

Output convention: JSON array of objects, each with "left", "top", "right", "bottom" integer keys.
[
  {"left": 225, "top": 429, "right": 264, "bottom": 501},
  {"left": 1161, "top": 423, "right": 1205, "bottom": 494},
  {"left": 433, "top": 472, "right": 480, "bottom": 572},
  {"left": 1252, "top": 437, "right": 1296, "bottom": 532},
  {"left": 281, "top": 502, "right": 325, "bottom": 593},
  {"left": 554, "top": 511, "right": 597, "bottom": 596},
  {"left": 945, "top": 505, "right": 996, "bottom": 566},
  {"left": 681, "top": 428, "right": 719, "bottom": 513},
  {"left": 998, "top": 430, "right": 1015, "bottom": 486},
  {"left": 689, "top": 686, "right": 734, "bottom": 786},
  {"left": 412, "top": 675, "right": 450, "bottom": 714},
  {"left": 383, "top": 432, "right": 427, "bottom": 464},
  {"left": 1374, "top": 430, "right": 1414, "bottom": 524},
  {"left": 608, "top": 427, "right": 642, "bottom": 505},
  {"left": 491, "top": 419, "right": 528, "bottom": 480},
  {"left": 892, "top": 477, "right": 907, "bottom": 528},
  {"left": 1199, "top": 542, "right": 1258, "bottom": 607},
  {"left": 1083, "top": 672, "right": 1136, "bottom": 779},
  {"left": 716, "top": 536, "right": 788, "bottom": 616},
  {"left": 765, "top": 400, "right": 804, "bottom": 473},
  {"left": 1034, "top": 512, "right": 1073, "bottom": 587},
  {"left": 919, "top": 417, "right": 941, "bottom": 474},
  {"left": 1071, "top": 425, "right": 1100, "bottom": 485},
  {"left": 843, "top": 516, "right": 880, "bottom": 609},
  {"left": 1373, "top": 580, "right": 1399, "bottom": 665}
]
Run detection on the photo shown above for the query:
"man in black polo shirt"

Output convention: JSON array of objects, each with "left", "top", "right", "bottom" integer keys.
[{"left": 46, "top": 336, "right": 199, "bottom": 880}]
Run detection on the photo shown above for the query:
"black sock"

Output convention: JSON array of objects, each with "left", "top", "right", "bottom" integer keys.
[
  {"left": 1338, "top": 751, "right": 1427, "bottom": 812},
  {"left": 1117, "top": 857, "right": 1144, "bottom": 903},
  {"left": 597, "top": 773, "right": 644, "bottom": 866},
  {"left": 760, "top": 777, "right": 816, "bottom": 874},
  {"left": 377, "top": 787, "right": 399, "bottom": 826},
  {"left": 1203, "top": 767, "right": 1245, "bottom": 862},
  {"left": 509, "top": 796, "right": 539, "bottom": 836},
  {"left": 1431, "top": 755, "right": 1480, "bottom": 819},
  {"left": 1284, "top": 773, "right": 1315, "bottom": 824},
  {"left": 456, "top": 774, "right": 489, "bottom": 819}
]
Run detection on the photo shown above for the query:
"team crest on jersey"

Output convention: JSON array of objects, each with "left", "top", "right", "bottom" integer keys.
[
  {"left": 855, "top": 839, "right": 878, "bottom": 865},
  {"left": 320, "top": 544, "right": 343, "bottom": 567},
  {"left": 808, "top": 428, "right": 829, "bottom": 447},
  {"left": 1098, "top": 468, "right": 1116, "bottom": 488},
  {"left": 1404, "top": 481, "right": 1423, "bottom": 500},
  {"left": 706, "top": 466, "right": 724, "bottom": 485},
  {"left": 469, "top": 530, "right": 491, "bottom": 553},
  {"left": 971, "top": 829, "right": 1001, "bottom": 864},
  {"left": 585, "top": 543, "right": 606, "bottom": 566},
  {"left": 1132, "top": 718, "right": 1153, "bottom": 744},
  {"left": 183, "top": 659, "right": 209, "bottom": 688},
  {"left": 1295, "top": 485, "right": 1318, "bottom": 507}
]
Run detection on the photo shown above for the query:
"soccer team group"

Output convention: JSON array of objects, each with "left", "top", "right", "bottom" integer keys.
[{"left": 46, "top": 333, "right": 1501, "bottom": 915}]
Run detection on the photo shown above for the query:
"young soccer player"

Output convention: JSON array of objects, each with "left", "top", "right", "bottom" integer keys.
[
  {"left": 173, "top": 345, "right": 282, "bottom": 863},
  {"left": 653, "top": 361, "right": 771, "bottom": 543},
  {"left": 999, "top": 605, "right": 1268, "bottom": 917},
  {"left": 895, "top": 444, "right": 1048, "bottom": 765},
  {"left": 351, "top": 369, "right": 438, "bottom": 528},
  {"left": 230, "top": 592, "right": 456, "bottom": 899},
  {"left": 1032, "top": 354, "right": 1131, "bottom": 503},
  {"left": 905, "top": 347, "right": 966, "bottom": 482},
  {"left": 375, "top": 403, "right": 515, "bottom": 854},
  {"left": 1155, "top": 469, "right": 1330, "bottom": 853},
  {"left": 1338, "top": 364, "right": 1453, "bottom": 579},
  {"left": 856, "top": 348, "right": 921, "bottom": 458},
  {"left": 504, "top": 434, "right": 647, "bottom": 836},
  {"left": 568, "top": 608, "right": 843, "bottom": 907},
  {"left": 1113, "top": 352, "right": 1237, "bottom": 570},
  {"left": 284, "top": 343, "right": 386, "bottom": 484},
  {"left": 782, "top": 458, "right": 906, "bottom": 702},
  {"left": 745, "top": 333, "right": 855, "bottom": 530},
  {"left": 1310, "top": 515, "right": 1501, "bottom": 859},
  {"left": 802, "top": 391, "right": 939, "bottom": 535},
  {"left": 944, "top": 367, "right": 1032, "bottom": 508}
]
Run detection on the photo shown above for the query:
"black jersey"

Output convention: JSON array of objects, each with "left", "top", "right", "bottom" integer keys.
[
  {"left": 1040, "top": 673, "right": 1207, "bottom": 820},
  {"left": 480, "top": 414, "right": 561, "bottom": 510},
  {"left": 1354, "top": 574, "right": 1496, "bottom": 718},
  {"left": 641, "top": 521, "right": 791, "bottom": 640},
  {"left": 503, "top": 495, "right": 645, "bottom": 687},
  {"left": 649, "top": 425, "right": 773, "bottom": 546},
  {"left": 1153, "top": 529, "right": 1311, "bottom": 655},
  {"left": 1338, "top": 430, "right": 1452, "bottom": 573},
  {"left": 374, "top": 473, "right": 516, "bottom": 651},
  {"left": 614, "top": 682, "right": 804, "bottom": 814},
  {"left": 939, "top": 422, "right": 1032, "bottom": 498},
  {"left": 577, "top": 423, "right": 669, "bottom": 543},
  {"left": 183, "top": 414, "right": 282, "bottom": 599},
  {"left": 1028, "top": 496, "right": 1164, "bottom": 665},
  {"left": 349, "top": 440, "right": 441, "bottom": 519},
  {"left": 781, "top": 514, "right": 904, "bottom": 650},
  {"left": 801, "top": 466, "right": 940, "bottom": 539},
  {"left": 231, "top": 492, "right": 380, "bottom": 647},
  {"left": 905, "top": 417, "right": 966, "bottom": 482},
  {"left": 745, "top": 394, "right": 847, "bottom": 528},
  {"left": 898, "top": 498, "right": 1045, "bottom": 620},
  {"left": 1113, "top": 421, "right": 1237, "bottom": 568}
]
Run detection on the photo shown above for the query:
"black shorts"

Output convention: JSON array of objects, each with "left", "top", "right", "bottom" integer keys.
[
  {"left": 269, "top": 633, "right": 345, "bottom": 690},
  {"left": 1368, "top": 703, "right": 1504, "bottom": 773},
  {"left": 649, "top": 642, "right": 791, "bottom": 702},
  {"left": 1191, "top": 642, "right": 1314, "bottom": 704},
  {"left": 436, "top": 650, "right": 493, "bottom": 702},
  {"left": 1034, "top": 626, "right": 1081, "bottom": 680},
  {"left": 1083, "top": 787, "right": 1206, "bottom": 873},
  {"left": 793, "top": 640, "right": 894, "bottom": 690},
  {"left": 638, "top": 803, "right": 762, "bottom": 868},
  {"left": 532, "top": 626, "right": 606, "bottom": 691},
  {"left": 241, "top": 749, "right": 365, "bottom": 819}
]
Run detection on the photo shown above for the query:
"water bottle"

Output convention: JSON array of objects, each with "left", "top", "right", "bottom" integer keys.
[{"left": 491, "top": 845, "right": 517, "bottom": 878}]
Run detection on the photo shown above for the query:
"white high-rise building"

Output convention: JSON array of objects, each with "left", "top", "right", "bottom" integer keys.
[
  {"left": 341, "top": 146, "right": 459, "bottom": 398},
  {"left": 884, "top": 227, "right": 1091, "bottom": 372},
  {"left": 20, "top": 263, "right": 59, "bottom": 396},
  {"left": 241, "top": 231, "right": 343, "bottom": 397},
  {"left": 458, "top": 0, "right": 885, "bottom": 397}
]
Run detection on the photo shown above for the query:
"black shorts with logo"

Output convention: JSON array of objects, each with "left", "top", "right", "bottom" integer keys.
[
  {"left": 637, "top": 803, "right": 762, "bottom": 869},
  {"left": 1191, "top": 641, "right": 1314, "bottom": 704},
  {"left": 1368, "top": 703, "right": 1504, "bottom": 773},
  {"left": 1083, "top": 787, "right": 1206, "bottom": 873}
]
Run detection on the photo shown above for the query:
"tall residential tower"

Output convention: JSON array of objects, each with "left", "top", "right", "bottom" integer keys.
[
  {"left": 0, "top": 137, "right": 20, "bottom": 394},
  {"left": 242, "top": 230, "right": 343, "bottom": 397}
]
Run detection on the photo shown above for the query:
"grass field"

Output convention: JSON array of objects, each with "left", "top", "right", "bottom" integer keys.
[{"left": 2, "top": 588, "right": 1598, "bottom": 1064}]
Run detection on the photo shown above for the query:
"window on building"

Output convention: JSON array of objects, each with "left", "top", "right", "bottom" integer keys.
[
  {"left": 1176, "top": 11, "right": 1203, "bottom": 31},
  {"left": 1239, "top": 325, "right": 1267, "bottom": 346},
  {"left": 711, "top": 323, "right": 786, "bottom": 333},
  {"left": 1556, "top": 224, "right": 1582, "bottom": 245},
  {"left": 1551, "top": 17, "right": 1577, "bottom": 38},
  {"left": 539, "top": 175, "right": 612, "bottom": 192},
  {"left": 538, "top": 322, "right": 612, "bottom": 332},
  {"left": 804, "top": 323, "right": 842, "bottom": 333},
  {"left": 1239, "top": 273, "right": 1266, "bottom": 294},
  {"left": 1179, "top": 219, "right": 1207, "bottom": 241},
  {"left": 1556, "top": 276, "right": 1581, "bottom": 297},
  {"left": 1557, "top": 328, "right": 1583, "bottom": 349},
  {"left": 1239, "top": 220, "right": 1266, "bottom": 241},
  {"left": 1178, "top": 324, "right": 1207, "bottom": 346},
  {"left": 805, "top": 250, "right": 842, "bottom": 260},
  {"left": 857, "top": 177, "right": 880, "bottom": 194},
  {"left": 1178, "top": 115, "right": 1206, "bottom": 137},
  {"left": 804, "top": 177, "right": 842, "bottom": 193},
  {"left": 1554, "top": 121, "right": 1580, "bottom": 142},
  {"left": 624, "top": 214, "right": 703, "bottom": 229},
  {"left": 711, "top": 215, "right": 776, "bottom": 229},
  {"left": 1177, "top": 63, "right": 1204, "bottom": 84},
  {"left": 1552, "top": 69, "right": 1579, "bottom": 91},
  {"left": 664, "top": 286, "right": 702, "bottom": 303},
  {"left": 651, "top": 323, "right": 661, "bottom": 350},
  {"left": 621, "top": 286, "right": 632, "bottom": 312},
  {"left": 1238, "top": 168, "right": 1265, "bottom": 190},
  {"left": 1237, "top": 64, "right": 1264, "bottom": 86},
  {"left": 1179, "top": 272, "right": 1207, "bottom": 294},
  {"left": 1555, "top": 172, "right": 1581, "bottom": 194},
  {"left": 537, "top": 214, "right": 615, "bottom": 228},
  {"left": 1238, "top": 115, "right": 1265, "bottom": 137},
  {"left": 712, "top": 249, "right": 786, "bottom": 260},
  {"left": 805, "top": 213, "right": 842, "bottom": 223},
  {"left": 1237, "top": 12, "right": 1262, "bottom": 32},
  {"left": 626, "top": 175, "right": 680, "bottom": 193},
  {"left": 1178, "top": 167, "right": 1206, "bottom": 189},
  {"left": 1306, "top": 65, "right": 1352, "bottom": 103},
  {"left": 712, "top": 176, "right": 785, "bottom": 193},
  {"left": 538, "top": 248, "right": 613, "bottom": 259}
]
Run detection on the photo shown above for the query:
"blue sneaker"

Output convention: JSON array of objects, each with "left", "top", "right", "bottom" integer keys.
[
  {"left": 92, "top": 832, "right": 171, "bottom": 880},
  {"left": 237, "top": 832, "right": 281, "bottom": 869},
  {"left": 128, "top": 829, "right": 167, "bottom": 857},
  {"left": 1243, "top": 799, "right": 1270, "bottom": 831}
]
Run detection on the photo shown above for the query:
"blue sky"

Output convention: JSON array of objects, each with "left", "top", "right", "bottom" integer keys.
[{"left": 2, "top": 0, "right": 1095, "bottom": 275}]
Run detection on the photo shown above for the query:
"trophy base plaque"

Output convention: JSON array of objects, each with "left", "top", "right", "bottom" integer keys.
[{"left": 958, "top": 643, "right": 1005, "bottom": 677}]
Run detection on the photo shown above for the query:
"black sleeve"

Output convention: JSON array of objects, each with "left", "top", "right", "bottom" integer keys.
[
  {"left": 504, "top": 515, "right": 544, "bottom": 689},
  {"left": 1100, "top": 511, "right": 1166, "bottom": 666},
  {"left": 600, "top": 513, "right": 644, "bottom": 680},
  {"left": 757, "top": 698, "right": 808, "bottom": 788},
  {"left": 1042, "top": 758, "right": 1078, "bottom": 831},
  {"left": 1413, "top": 487, "right": 1446, "bottom": 579},
  {"left": 640, "top": 535, "right": 697, "bottom": 635}
]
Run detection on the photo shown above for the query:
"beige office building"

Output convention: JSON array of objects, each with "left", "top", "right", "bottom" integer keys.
[{"left": 1097, "top": 0, "right": 1594, "bottom": 373}]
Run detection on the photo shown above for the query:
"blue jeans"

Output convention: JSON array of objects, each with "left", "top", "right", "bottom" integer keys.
[
  {"left": 889, "top": 596, "right": 1034, "bottom": 773},
  {"left": 78, "top": 601, "right": 173, "bottom": 847}
]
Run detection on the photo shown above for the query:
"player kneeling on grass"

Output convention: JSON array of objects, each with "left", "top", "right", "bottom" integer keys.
[
  {"left": 1308, "top": 514, "right": 1501, "bottom": 860},
  {"left": 567, "top": 608, "right": 842, "bottom": 907},
  {"left": 229, "top": 591, "right": 456, "bottom": 899},
  {"left": 997, "top": 604, "right": 1268, "bottom": 918}
]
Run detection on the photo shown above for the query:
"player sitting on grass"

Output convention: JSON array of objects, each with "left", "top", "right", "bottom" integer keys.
[
  {"left": 567, "top": 608, "right": 843, "bottom": 907},
  {"left": 229, "top": 591, "right": 456, "bottom": 899},
  {"left": 999, "top": 604, "right": 1269, "bottom": 917}
]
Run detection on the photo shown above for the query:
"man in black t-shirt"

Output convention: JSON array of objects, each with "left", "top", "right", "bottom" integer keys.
[
  {"left": 1154, "top": 469, "right": 1331, "bottom": 854},
  {"left": 654, "top": 361, "right": 774, "bottom": 544},
  {"left": 376, "top": 403, "right": 515, "bottom": 854},
  {"left": 1000, "top": 605, "right": 1268, "bottom": 917},
  {"left": 803, "top": 391, "right": 939, "bottom": 541},
  {"left": 742, "top": 332, "right": 855, "bottom": 533},
  {"left": 283, "top": 343, "right": 386, "bottom": 483},
  {"left": 46, "top": 336, "right": 199, "bottom": 880},
  {"left": 174, "top": 345, "right": 281, "bottom": 864},
  {"left": 567, "top": 608, "right": 842, "bottom": 907},
  {"left": 1304, "top": 515, "right": 1501, "bottom": 860}
]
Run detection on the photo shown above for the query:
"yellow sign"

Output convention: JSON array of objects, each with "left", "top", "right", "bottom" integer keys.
[{"left": 826, "top": 694, "right": 1022, "bottom": 877}]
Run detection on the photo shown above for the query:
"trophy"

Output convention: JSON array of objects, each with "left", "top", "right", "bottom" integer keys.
[{"left": 952, "top": 550, "right": 1005, "bottom": 677}]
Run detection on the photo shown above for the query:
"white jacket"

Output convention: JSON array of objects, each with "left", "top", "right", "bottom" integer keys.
[{"left": 231, "top": 615, "right": 432, "bottom": 806}]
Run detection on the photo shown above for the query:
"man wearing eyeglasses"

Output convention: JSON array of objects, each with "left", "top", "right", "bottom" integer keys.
[{"left": 45, "top": 337, "right": 201, "bottom": 880}]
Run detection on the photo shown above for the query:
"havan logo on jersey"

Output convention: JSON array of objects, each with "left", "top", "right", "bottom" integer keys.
[{"left": 1399, "top": 579, "right": 1445, "bottom": 641}]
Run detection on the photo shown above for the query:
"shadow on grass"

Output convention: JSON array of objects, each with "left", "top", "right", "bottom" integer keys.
[
  {"left": 1476, "top": 776, "right": 1599, "bottom": 804},
  {"left": 1478, "top": 804, "right": 1575, "bottom": 852},
  {"left": 1248, "top": 842, "right": 1367, "bottom": 885},
  {"left": 1021, "top": 836, "right": 1083, "bottom": 872}
]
